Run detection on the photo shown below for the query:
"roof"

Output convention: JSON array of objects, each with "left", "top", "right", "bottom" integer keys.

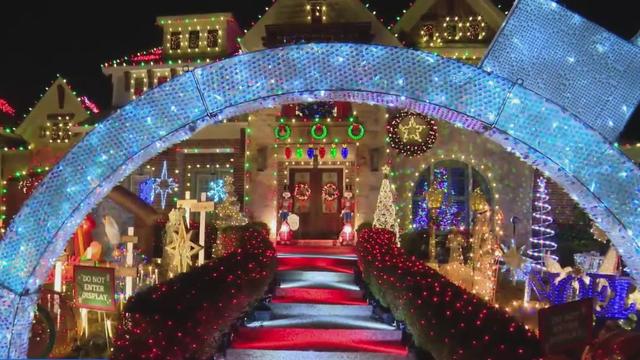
[
  {"left": 240, "top": 0, "right": 402, "bottom": 52},
  {"left": 393, "top": 0, "right": 505, "bottom": 35},
  {"left": 156, "top": 12, "right": 234, "bottom": 24}
]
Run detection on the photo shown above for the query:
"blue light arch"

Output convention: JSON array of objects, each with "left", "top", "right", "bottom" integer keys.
[{"left": 0, "top": 42, "right": 639, "bottom": 357}]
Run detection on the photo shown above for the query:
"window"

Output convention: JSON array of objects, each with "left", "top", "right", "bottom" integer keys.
[
  {"left": 170, "top": 32, "right": 181, "bottom": 50},
  {"left": 421, "top": 23, "right": 435, "bottom": 41},
  {"left": 308, "top": 1, "right": 325, "bottom": 24},
  {"left": 412, "top": 160, "right": 490, "bottom": 232},
  {"left": 188, "top": 31, "right": 200, "bottom": 49},
  {"left": 206, "top": 29, "right": 219, "bottom": 48},
  {"left": 157, "top": 76, "right": 168, "bottom": 86},
  {"left": 133, "top": 77, "right": 145, "bottom": 97}
]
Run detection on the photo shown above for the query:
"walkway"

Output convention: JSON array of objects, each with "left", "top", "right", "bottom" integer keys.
[{"left": 226, "top": 242, "right": 411, "bottom": 359}]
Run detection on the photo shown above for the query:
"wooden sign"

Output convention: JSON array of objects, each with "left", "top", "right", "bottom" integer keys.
[
  {"left": 121, "top": 235, "right": 138, "bottom": 244},
  {"left": 190, "top": 201, "right": 215, "bottom": 212},
  {"left": 539, "top": 298, "right": 593, "bottom": 356},
  {"left": 73, "top": 265, "right": 116, "bottom": 312},
  {"left": 116, "top": 266, "right": 137, "bottom": 277}
]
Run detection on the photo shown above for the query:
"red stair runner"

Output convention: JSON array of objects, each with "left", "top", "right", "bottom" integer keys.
[
  {"left": 277, "top": 256, "right": 355, "bottom": 273},
  {"left": 231, "top": 327, "right": 408, "bottom": 355},
  {"left": 273, "top": 287, "right": 366, "bottom": 305}
]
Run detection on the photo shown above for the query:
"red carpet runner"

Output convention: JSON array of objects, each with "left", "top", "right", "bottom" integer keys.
[{"left": 226, "top": 245, "right": 410, "bottom": 359}]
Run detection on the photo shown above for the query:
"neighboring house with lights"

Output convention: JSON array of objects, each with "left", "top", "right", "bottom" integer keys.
[{"left": 0, "top": 77, "right": 100, "bottom": 230}]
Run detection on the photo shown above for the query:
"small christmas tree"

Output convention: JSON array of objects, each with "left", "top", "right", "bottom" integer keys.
[
  {"left": 214, "top": 175, "right": 248, "bottom": 229},
  {"left": 373, "top": 165, "right": 399, "bottom": 236},
  {"left": 527, "top": 176, "right": 557, "bottom": 268}
]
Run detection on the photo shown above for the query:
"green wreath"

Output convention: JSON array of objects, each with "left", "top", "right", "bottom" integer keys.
[
  {"left": 348, "top": 122, "right": 366, "bottom": 140},
  {"left": 310, "top": 123, "right": 328, "bottom": 140},
  {"left": 274, "top": 124, "right": 291, "bottom": 140}
]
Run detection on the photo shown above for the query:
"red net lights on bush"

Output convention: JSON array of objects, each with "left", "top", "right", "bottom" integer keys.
[
  {"left": 356, "top": 228, "right": 541, "bottom": 360},
  {"left": 112, "top": 227, "right": 276, "bottom": 360}
]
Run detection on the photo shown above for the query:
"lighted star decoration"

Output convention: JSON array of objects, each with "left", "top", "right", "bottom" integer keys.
[
  {"left": 399, "top": 117, "right": 425, "bottom": 142},
  {"left": 165, "top": 217, "right": 201, "bottom": 274},
  {"left": 153, "top": 160, "right": 178, "bottom": 209},
  {"left": 500, "top": 240, "right": 529, "bottom": 283}
]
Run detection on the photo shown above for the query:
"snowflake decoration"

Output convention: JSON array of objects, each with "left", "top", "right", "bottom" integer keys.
[
  {"left": 152, "top": 160, "right": 178, "bottom": 209},
  {"left": 137, "top": 177, "right": 155, "bottom": 205},
  {"left": 207, "top": 178, "right": 227, "bottom": 203}
]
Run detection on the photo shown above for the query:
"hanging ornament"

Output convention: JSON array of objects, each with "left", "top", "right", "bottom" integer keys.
[
  {"left": 274, "top": 124, "right": 291, "bottom": 140},
  {"left": 307, "top": 147, "right": 315, "bottom": 160},
  {"left": 284, "top": 146, "right": 292, "bottom": 159},
  {"left": 322, "top": 183, "right": 340, "bottom": 201},
  {"left": 330, "top": 145, "right": 338, "bottom": 159},
  {"left": 387, "top": 111, "right": 438, "bottom": 157},
  {"left": 341, "top": 145, "right": 349, "bottom": 160},
  {"left": 295, "top": 147, "right": 304, "bottom": 159},
  {"left": 319, "top": 146, "right": 326, "bottom": 159},
  {"left": 294, "top": 183, "right": 311, "bottom": 200},
  {"left": 310, "top": 123, "right": 328, "bottom": 140},
  {"left": 347, "top": 122, "right": 366, "bottom": 140}
]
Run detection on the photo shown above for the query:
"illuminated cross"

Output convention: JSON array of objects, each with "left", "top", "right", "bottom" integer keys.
[
  {"left": 399, "top": 117, "right": 425, "bottom": 142},
  {"left": 152, "top": 160, "right": 178, "bottom": 209}
]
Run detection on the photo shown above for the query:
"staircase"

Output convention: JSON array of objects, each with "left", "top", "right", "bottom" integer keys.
[{"left": 225, "top": 245, "right": 411, "bottom": 359}]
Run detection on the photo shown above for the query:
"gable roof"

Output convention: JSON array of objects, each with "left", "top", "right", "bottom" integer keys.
[
  {"left": 240, "top": 0, "right": 401, "bottom": 52},
  {"left": 16, "top": 77, "right": 92, "bottom": 145},
  {"left": 392, "top": 0, "right": 505, "bottom": 35}
]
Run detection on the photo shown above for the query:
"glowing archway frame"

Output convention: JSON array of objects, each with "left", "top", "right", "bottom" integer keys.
[{"left": 1, "top": 43, "right": 639, "bottom": 356}]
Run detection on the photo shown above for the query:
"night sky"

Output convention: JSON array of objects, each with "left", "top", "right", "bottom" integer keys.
[{"left": 1, "top": 0, "right": 638, "bottom": 139}]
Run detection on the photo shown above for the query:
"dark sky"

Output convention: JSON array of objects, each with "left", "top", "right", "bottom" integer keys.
[{"left": 0, "top": 1, "right": 638, "bottom": 139}]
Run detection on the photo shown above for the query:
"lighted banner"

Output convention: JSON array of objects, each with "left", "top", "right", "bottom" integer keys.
[
  {"left": 73, "top": 265, "right": 116, "bottom": 312},
  {"left": 528, "top": 270, "right": 636, "bottom": 319}
]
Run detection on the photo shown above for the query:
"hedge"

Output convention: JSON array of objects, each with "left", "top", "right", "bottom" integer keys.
[
  {"left": 112, "top": 226, "right": 276, "bottom": 359},
  {"left": 357, "top": 227, "right": 541, "bottom": 360}
]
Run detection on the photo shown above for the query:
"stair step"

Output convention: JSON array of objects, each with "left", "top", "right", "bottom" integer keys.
[
  {"left": 269, "top": 303, "right": 372, "bottom": 317},
  {"left": 277, "top": 257, "right": 356, "bottom": 273},
  {"left": 278, "top": 270, "right": 355, "bottom": 282},
  {"left": 247, "top": 315, "right": 397, "bottom": 330},
  {"left": 230, "top": 327, "right": 406, "bottom": 354},
  {"left": 277, "top": 245, "right": 356, "bottom": 258},
  {"left": 273, "top": 288, "right": 366, "bottom": 305},
  {"left": 226, "top": 349, "right": 411, "bottom": 360}
]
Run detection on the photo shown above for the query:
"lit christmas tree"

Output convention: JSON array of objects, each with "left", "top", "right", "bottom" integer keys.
[
  {"left": 373, "top": 165, "right": 399, "bottom": 236},
  {"left": 527, "top": 176, "right": 557, "bottom": 268},
  {"left": 213, "top": 175, "right": 247, "bottom": 228}
]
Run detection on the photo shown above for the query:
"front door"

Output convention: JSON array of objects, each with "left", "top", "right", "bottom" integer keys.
[{"left": 289, "top": 168, "right": 343, "bottom": 239}]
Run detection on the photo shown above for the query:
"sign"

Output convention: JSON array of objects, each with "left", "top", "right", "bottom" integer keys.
[
  {"left": 528, "top": 270, "right": 636, "bottom": 319},
  {"left": 539, "top": 298, "right": 593, "bottom": 356},
  {"left": 74, "top": 265, "right": 116, "bottom": 312},
  {"left": 190, "top": 201, "right": 215, "bottom": 212}
]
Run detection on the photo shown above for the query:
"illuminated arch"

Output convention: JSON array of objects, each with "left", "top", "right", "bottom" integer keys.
[{"left": 1, "top": 43, "right": 639, "bottom": 356}]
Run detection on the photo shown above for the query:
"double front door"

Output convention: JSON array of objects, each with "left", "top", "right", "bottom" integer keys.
[{"left": 289, "top": 168, "right": 343, "bottom": 239}]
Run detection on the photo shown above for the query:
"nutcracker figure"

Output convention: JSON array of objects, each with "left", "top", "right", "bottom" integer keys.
[
  {"left": 278, "top": 186, "right": 293, "bottom": 244},
  {"left": 338, "top": 185, "right": 356, "bottom": 245}
]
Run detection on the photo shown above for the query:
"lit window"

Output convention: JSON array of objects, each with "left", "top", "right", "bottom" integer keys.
[
  {"left": 207, "top": 29, "right": 219, "bottom": 48},
  {"left": 308, "top": 1, "right": 325, "bottom": 24},
  {"left": 170, "top": 32, "right": 181, "bottom": 50},
  {"left": 134, "top": 78, "right": 145, "bottom": 97},
  {"left": 412, "top": 160, "right": 490, "bottom": 232},
  {"left": 188, "top": 31, "right": 200, "bottom": 49}
]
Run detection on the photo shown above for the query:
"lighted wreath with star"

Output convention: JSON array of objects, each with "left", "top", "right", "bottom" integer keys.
[{"left": 386, "top": 111, "right": 437, "bottom": 157}]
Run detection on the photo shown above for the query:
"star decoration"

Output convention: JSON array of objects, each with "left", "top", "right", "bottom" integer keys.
[
  {"left": 501, "top": 243, "right": 526, "bottom": 272},
  {"left": 153, "top": 160, "right": 178, "bottom": 209},
  {"left": 399, "top": 117, "right": 425, "bottom": 142},
  {"left": 165, "top": 216, "right": 201, "bottom": 274}
]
